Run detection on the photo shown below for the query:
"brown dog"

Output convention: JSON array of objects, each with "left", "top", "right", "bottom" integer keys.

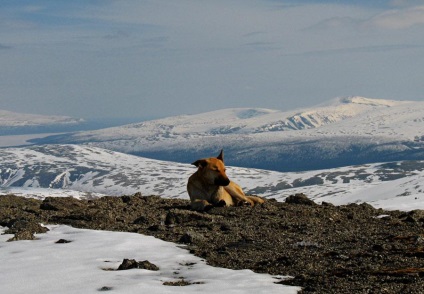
[{"left": 187, "top": 150, "right": 265, "bottom": 211}]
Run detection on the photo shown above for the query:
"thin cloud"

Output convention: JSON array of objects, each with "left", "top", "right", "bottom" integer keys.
[
  {"left": 283, "top": 44, "right": 423, "bottom": 57},
  {"left": 0, "top": 44, "right": 12, "bottom": 50},
  {"left": 242, "top": 41, "right": 280, "bottom": 51},
  {"left": 390, "top": 0, "right": 424, "bottom": 7},
  {"left": 103, "top": 30, "right": 130, "bottom": 40},
  {"left": 304, "top": 16, "right": 361, "bottom": 31},
  {"left": 306, "top": 4, "right": 424, "bottom": 31},
  {"left": 242, "top": 31, "right": 267, "bottom": 38},
  {"left": 366, "top": 5, "right": 424, "bottom": 29}
]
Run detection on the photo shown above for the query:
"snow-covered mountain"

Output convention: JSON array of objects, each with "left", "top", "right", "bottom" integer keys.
[
  {"left": 0, "top": 145, "right": 190, "bottom": 198},
  {"left": 0, "top": 109, "right": 84, "bottom": 135},
  {"left": 31, "top": 97, "right": 424, "bottom": 171},
  {"left": 1, "top": 144, "right": 424, "bottom": 210}
]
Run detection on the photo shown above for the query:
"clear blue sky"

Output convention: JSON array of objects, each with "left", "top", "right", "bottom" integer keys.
[{"left": 1, "top": 0, "right": 424, "bottom": 119}]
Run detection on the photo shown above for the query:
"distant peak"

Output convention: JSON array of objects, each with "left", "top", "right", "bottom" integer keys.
[
  {"left": 329, "top": 96, "right": 407, "bottom": 107},
  {"left": 236, "top": 108, "right": 277, "bottom": 119}
]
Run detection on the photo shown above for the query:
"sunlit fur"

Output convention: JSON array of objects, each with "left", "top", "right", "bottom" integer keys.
[{"left": 187, "top": 150, "right": 265, "bottom": 211}]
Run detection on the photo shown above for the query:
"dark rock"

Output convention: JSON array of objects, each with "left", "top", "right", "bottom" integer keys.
[
  {"left": 121, "top": 196, "right": 132, "bottom": 203},
  {"left": 4, "top": 219, "right": 49, "bottom": 242},
  {"left": 220, "top": 223, "right": 231, "bottom": 232},
  {"left": 358, "top": 202, "right": 377, "bottom": 212},
  {"left": 133, "top": 216, "right": 147, "bottom": 224},
  {"left": 117, "top": 259, "right": 159, "bottom": 271},
  {"left": 179, "top": 231, "right": 206, "bottom": 244},
  {"left": 117, "top": 259, "right": 138, "bottom": 270},
  {"left": 56, "top": 239, "right": 72, "bottom": 243},
  {"left": 372, "top": 244, "right": 385, "bottom": 252},
  {"left": 284, "top": 193, "right": 316, "bottom": 205},
  {"left": 40, "top": 197, "right": 84, "bottom": 211},
  {"left": 147, "top": 224, "right": 163, "bottom": 231},
  {"left": 5, "top": 220, "right": 49, "bottom": 234},
  {"left": 163, "top": 279, "right": 194, "bottom": 286},
  {"left": 406, "top": 210, "right": 424, "bottom": 222},
  {"left": 180, "top": 233, "right": 193, "bottom": 244},
  {"left": 137, "top": 260, "right": 159, "bottom": 271},
  {"left": 7, "top": 230, "right": 36, "bottom": 241},
  {"left": 39, "top": 201, "right": 59, "bottom": 211},
  {"left": 403, "top": 215, "right": 417, "bottom": 223}
]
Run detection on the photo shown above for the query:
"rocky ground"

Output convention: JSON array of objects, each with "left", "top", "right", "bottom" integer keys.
[{"left": 1, "top": 193, "right": 424, "bottom": 293}]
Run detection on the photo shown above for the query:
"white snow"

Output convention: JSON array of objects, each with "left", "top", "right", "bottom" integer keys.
[
  {"left": 0, "top": 225, "right": 300, "bottom": 294},
  {"left": 42, "top": 96, "right": 424, "bottom": 153},
  {"left": 1, "top": 168, "right": 25, "bottom": 187},
  {"left": 0, "top": 109, "right": 83, "bottom": 127},
  {"left": 262, "top": 166, "right": 424, "bottom": 212},
  {"left": 0, "top": 187, "right": 106, "bottom": 200}
]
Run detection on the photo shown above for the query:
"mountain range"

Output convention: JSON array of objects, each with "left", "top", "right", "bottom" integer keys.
[
  {"left": 1, "top": 144, "right": 424, "bottom": 211},
  {"left": 31, "top": 96, "right": 424, "bottom": 171}
]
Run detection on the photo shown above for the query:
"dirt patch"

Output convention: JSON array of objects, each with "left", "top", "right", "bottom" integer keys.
[{"left": 1, "top": 193, "right": 424, "bottom": 293}]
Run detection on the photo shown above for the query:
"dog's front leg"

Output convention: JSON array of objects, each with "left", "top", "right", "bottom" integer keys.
[
  {"left": 190, "top": 199, "right": 213, "bottom": 211},
  {"left": 212, "top": 187, "right": 235, "bottom": 207},
  {"left": 223, "top": 182, "right": 252, "bottom": 206}
]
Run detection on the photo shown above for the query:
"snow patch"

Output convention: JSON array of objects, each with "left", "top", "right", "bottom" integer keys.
[{"left": 0, "top": 225, "right": 300, "bottom": 294}]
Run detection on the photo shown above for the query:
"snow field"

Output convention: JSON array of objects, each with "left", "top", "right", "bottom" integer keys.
[{"left": 0, "top": 225, "right": 300, "bottom": 294}]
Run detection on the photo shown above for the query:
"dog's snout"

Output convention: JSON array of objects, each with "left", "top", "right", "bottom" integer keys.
[{"left": 214, "top": 177, "right": 230, "bottom": 186}]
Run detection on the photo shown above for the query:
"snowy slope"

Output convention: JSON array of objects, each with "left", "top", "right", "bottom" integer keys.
[
  {"left": 0, "top": 145, "right": 192, "bottom": 198},
  {"left": 32, "top": 97, "right": 424, "bottom": 171},
  {"left": 0, "top": 225, "right": 299, "bottom": 294},
  {"left": 1, "top": 144, "right": 424, "bottom": 211}
]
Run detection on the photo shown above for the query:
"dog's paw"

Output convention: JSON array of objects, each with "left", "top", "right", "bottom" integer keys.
[
  {"left": 204, "top": 204, "right": 214, "bottom": 211},
  {"left": 235, "top": 200, "right": 252, "bottom": 207},
  {"left": 216, "top": 200, "right": 227, "bottom": 207}
]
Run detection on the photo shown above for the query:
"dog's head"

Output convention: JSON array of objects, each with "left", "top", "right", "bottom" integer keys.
[{"left": 192, "top": 150, "right": 231, "bottom": 186}]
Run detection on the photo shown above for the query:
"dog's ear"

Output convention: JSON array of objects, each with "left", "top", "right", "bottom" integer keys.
[
  {"left": 192, "top": 159, "right": 208, "bottom": 168},
  {"left": 217, "top": 149, "right": 224, "bottom": 162}
]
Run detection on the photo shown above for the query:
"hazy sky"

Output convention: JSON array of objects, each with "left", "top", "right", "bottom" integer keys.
[{"left": 1, "top": 0, "right": 424, "bottom": 120}]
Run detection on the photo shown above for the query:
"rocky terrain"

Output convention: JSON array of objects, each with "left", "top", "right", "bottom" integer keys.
[{"left": 1, "top": 193, "right": 424, "bottom": 293}]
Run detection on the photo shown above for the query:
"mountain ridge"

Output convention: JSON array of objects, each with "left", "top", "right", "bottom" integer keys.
[
  {"left": 30, "top": 96, "right": 424, "bottom": 171},
  {"left": 1, "top": 144, "right": 424, "bottom": 211}
]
